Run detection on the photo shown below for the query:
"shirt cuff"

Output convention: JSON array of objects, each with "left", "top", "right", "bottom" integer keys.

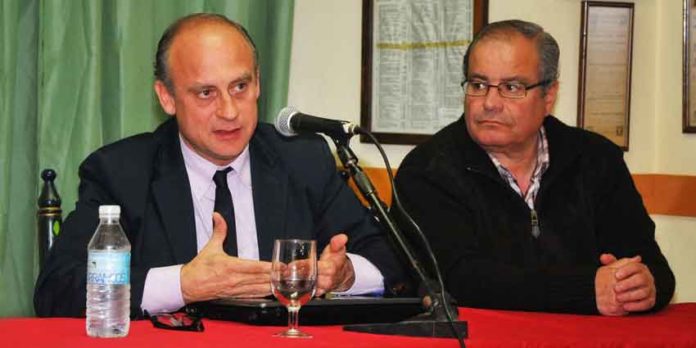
[
  {"left": 334, "top": 253, "right": 384, "bottom": 296},
  {"left": 141, "top": 264, "right": 185, "bottom": 315}
]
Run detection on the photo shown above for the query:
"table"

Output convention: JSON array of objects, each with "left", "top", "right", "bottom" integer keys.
[{"left": 2, "top": 303, "right": 696, "bottom": 347}]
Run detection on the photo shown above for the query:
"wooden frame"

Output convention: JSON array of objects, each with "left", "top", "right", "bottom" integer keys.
[
  {"left": 577, "top": 1, "right": 634, "bottom": 150},
  {"left": 684, "top": 0, "right": 696, "bottom": 132},
  {"left": 360, "top": 0, "right": 488, "bottom": 145}
]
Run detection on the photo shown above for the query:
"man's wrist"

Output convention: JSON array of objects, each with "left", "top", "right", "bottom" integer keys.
[
  {"left": 336, "top": 257, "right": 356, "bottom": 292},
  {"left": 141, "top": 265, "right": 185, "bottom": 315}
]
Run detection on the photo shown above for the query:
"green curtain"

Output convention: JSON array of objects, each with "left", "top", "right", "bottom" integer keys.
[{"left": 0, "top": 0, "right": 294, "bottom": 317}]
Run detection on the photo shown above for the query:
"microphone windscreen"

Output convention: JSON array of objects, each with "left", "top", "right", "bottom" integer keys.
[{"left": 275, "top": 106, "right": 298, "bottom": 137}]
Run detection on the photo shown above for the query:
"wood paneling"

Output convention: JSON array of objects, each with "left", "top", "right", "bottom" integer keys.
[{"left": 349, "top": 168, "right": 696, "bottom": 218}]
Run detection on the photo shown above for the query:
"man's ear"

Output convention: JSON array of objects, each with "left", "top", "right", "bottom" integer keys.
[
  {"left": 543, "top": 80, "right": 559, "bottom": 115},
  {"left": 154, "top": 80, "right": 176, "bottom": 116},
  {"left": 254, "top": 70, "right": 261, "bottom": 98}
]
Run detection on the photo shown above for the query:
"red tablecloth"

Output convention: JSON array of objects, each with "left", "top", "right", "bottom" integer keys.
[{"left": 2, "top": 303, "right": 696, "bottom": 347}]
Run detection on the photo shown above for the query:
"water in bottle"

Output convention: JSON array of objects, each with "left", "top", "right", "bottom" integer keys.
[{"left": 86, "top": 205, "right": 131, "bottom": 338}]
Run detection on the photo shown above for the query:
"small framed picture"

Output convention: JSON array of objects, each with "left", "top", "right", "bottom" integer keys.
[
  {"left": 577, "top": 1, "right": 634, "bottom": 150},
  {"left": 360, "top": 0, "right": 488, "bottom": 144},
  {"left": 684, "top": 0, "right": 696, "bottom": 132}
]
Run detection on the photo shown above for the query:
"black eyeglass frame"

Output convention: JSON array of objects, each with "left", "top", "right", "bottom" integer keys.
[{"left": 461, "top": 79, "right": 552, "bottom": 99}]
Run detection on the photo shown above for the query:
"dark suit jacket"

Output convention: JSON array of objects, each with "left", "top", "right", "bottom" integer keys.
[{"left": 34, "top": 118, "right": 408, "bottom": 318}]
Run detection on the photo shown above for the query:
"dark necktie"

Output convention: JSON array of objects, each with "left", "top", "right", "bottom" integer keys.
[{"left": 213, "top": 167, "right": 237, "bottom": 256}]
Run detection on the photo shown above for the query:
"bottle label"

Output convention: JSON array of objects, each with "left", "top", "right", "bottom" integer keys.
[{"left": 87, "top": 251, "right": 130, "bottom": 285}]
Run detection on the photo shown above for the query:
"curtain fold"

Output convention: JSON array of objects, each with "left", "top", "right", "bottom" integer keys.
[
  {"left": 0, "top": 0, "right": 294, "bottom": 317},
  {"left": 0, "top": 0, "right": 40, "bottom": 318}
]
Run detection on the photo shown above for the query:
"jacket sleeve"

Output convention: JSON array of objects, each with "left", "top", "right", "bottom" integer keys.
[{"left": 591, "top": 146, "right": 675, "bottom": 312}]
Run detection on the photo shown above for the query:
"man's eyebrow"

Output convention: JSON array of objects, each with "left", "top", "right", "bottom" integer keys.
[
  {"left": 467, "top": 73, "right": 530, "bottom": 83},
  {"left": 467, "top": 73, "right": 487, "bottom": 80},
  {"left": 185, "top": 73, "right": 254, "bottom": 92},
  {"left": 231, "top": 72, "right": 253, "bottom": 84}
]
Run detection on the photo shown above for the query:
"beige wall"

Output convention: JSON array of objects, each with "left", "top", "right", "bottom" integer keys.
[{"left": 288, "top": 0, "right": 696, "bottom": 302}]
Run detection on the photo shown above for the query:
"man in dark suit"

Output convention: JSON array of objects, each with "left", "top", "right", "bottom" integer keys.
[{"left": 34, "top": 13, "right": 407, "bottom": 318}]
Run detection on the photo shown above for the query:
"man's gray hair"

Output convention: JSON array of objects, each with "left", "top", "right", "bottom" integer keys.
[{"left": 462, "top": 19, "right": 559, "bottom": 93}]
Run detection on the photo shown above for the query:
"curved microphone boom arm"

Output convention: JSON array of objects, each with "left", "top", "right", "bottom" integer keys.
[{"left": 331, "top": 132, "right": 466, "bottom": 343}]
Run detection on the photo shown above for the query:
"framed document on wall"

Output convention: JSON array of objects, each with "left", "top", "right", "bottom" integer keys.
[
  {"left": 360, "top": 0, "right": 488, "bottom": 145},
  {"left": 577, "top": 1, "right": 634, "bottom": 150},
  {"left": 684, "top": 0, "right": 696, "bottom": 133}
]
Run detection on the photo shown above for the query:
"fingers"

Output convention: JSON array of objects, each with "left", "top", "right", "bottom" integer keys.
[
  {"left": 231, "top": 284, "right": 273, "bottom": 298},
  {"left": 329, "top": 233, "right": 348, "bottom": 253},
  {"left": 315, "top": 260, "right": 338, "bottom": 297},
  {"left": 621, "top": 297, "right": 656, "bottom": 312},
  {"left": 320, "top": 234, "right": 348, "bottom": 260},
  {"left": 599, "top": 253, "right": 617, "bottom": 265},
  {"left": 616, "top": 264, "right": 656, "bottom": 313},
  {"left": 181, "top": 254, "right": 272, "bottom": 303},
  {"left": 230, "top": 258, "right": 273, "bottom": 274},
  {"left": 595, "top": 265, "right": 628, "bottom": 316},
  {"left": 207, "top": 212, "right": 228, "bottom": 248},
  {"left": 614, "top": 260, "right": 648, "bottom": 281},
  {"left": 614, "top": 263, "right": 655, "bottom": 307},
  {"left": 595, "top": 254, "right": 657, "bottom": 315},
  {"left": 316, "top": 234, "right": 351, "bottom": 296},
  {"left": 607, "top": 255, "right": 642, "bottom": 269},
  {"left": 615, "top": 285, "right": 654, "bottom": 303},
  {"left": 227, "top": 272, "right": 272, "bottom": 292}
]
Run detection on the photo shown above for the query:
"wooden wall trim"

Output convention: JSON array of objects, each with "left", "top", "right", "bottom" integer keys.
[
  {"left": 348, "top": 169, "right": 696, "bottom": 218},
  {"left": 633, "top": 174, "right": 696, "bottom": 217}
]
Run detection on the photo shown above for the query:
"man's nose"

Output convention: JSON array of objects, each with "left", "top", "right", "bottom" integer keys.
[
  {"left": 217, "top": 92, "right": 239, "bottom": 120},
  {"left": 483, "top": 86, "right": 504, "bottom": 111}
]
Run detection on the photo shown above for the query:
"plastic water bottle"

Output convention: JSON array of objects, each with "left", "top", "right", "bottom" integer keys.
[{"left": 86, "top": 205, "right": 131, "bottom": 338}]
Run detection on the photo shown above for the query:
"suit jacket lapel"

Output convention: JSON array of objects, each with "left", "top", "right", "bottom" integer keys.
[
  {"left": 249, "top": 132, "right": 288, "bottom": 261},
  {"left": 151, "top": 119, "right": 198, "bottom": 264}
]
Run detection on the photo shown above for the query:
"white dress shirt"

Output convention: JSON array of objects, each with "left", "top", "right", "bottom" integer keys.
[{"left": 140, "top": 134, "right": 384, "bottom": 314}]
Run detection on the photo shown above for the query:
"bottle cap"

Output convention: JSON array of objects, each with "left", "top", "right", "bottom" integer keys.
[{"left": 98, "top": 205, "right": 121, "bottom": 218}]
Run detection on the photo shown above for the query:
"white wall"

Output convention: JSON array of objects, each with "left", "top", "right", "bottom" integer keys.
[
  {"left": 652, "top": 0, "right": 696, "bottom": 303},
  {"left": 288, "top": 0, "right": 420, "bottom": 167},
  {"left": 289, "top": 0, "right": 696, "bottom": 302}
]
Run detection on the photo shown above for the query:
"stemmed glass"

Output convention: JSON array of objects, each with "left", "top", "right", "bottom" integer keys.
[{"left": 271, "top": 239, "right": 317, "bottom": 338}]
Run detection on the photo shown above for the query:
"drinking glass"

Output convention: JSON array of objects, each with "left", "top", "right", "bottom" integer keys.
[{"left": 271, "top": 239, "right": 317, "bottom": 338}]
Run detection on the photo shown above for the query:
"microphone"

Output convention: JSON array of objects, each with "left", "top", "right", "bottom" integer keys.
[{"left": 275, "top": 106, "right": 361, "bottom": 138}]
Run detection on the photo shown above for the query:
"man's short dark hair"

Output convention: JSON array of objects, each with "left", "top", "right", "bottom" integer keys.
[
  {"left": 153, "top": 13, "right": 258, "bottom": 94},
  {"left": 462, "top": 19, "right": 559, "bottom": 93}
]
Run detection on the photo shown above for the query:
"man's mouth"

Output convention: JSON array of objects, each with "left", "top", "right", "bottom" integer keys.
[{"left": 213, "top": 128, "right": 241, "bottom": 138}]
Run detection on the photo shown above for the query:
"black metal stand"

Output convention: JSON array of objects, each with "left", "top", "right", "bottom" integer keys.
[{"left": 332, "top": 135, "right": 467, "bottom": 339}]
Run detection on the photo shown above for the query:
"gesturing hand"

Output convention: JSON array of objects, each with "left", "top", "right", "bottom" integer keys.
[
  {"left": 315, "top": 233, "right": 355, "bottom": 297},
  {"left": 180, "top": 212, "right": 271, "bottom": 303}
]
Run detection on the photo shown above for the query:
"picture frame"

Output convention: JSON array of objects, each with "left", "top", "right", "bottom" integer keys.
[
  {"left": 360, "top": 0, "right": 488, "bottom": 145},
  {"left": 577, "top": 1, "right": 634, "bottom": 150},
  {"left": 684, "top": 0, "right": 696, "bottom": 133}
]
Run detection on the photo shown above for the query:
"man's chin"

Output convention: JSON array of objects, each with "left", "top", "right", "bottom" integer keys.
[{"left": 471, "top": 129, "right": 511, "bottom": 146}]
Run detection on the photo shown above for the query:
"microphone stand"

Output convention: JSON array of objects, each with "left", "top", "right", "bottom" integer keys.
[{"left": 331, "top": 134, "right": 467, "bottom": 339}]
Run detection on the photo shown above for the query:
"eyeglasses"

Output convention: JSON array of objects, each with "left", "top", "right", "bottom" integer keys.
[
  {"left": 461, "top": 79, "right": 551, "bottom": 99},
  {"left": 146, "top": 310, "right": 204, "bottom": 332}
]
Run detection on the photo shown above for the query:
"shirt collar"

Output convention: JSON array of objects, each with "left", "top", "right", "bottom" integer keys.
[
  {"left": 487, "top": 126, "right": 550, "bottom": 195},
  {"left": 179, "top": 134, "right": 251, "bottom": 201},
  {"left": 534, "top": 126, "right": 550, "bottom": 177}
]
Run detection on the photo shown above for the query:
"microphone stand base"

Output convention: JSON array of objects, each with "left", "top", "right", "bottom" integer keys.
[{"left": 343, "top": 319, "right": 468, "bottom": 338}]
